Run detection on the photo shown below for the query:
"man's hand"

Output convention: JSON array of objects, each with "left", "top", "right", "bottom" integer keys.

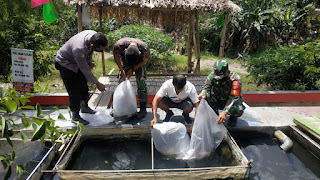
[
  {"left": 150, "top": 118, "right": 157, "bottom": 127},
  {"left": 96, "top": 82, "right": 106, "bottom": 92},
  {"left": 127, "top": 69, "right": 134, "bottom": 79},
  {"left": 198, "top": 93, "right": 206, "bottom": 100},
  {"left": 88, "top": 62, "right": 95, "bottom": 69},
  {"left": 217, "top": 111, "right": 227, "bottom": 124},
  {"left": 120, "top": 69, "right": 126, "bottom": 79}
]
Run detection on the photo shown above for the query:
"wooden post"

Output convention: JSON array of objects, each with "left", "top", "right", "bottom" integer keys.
[
  {"left": 193, "top": 11, "right": 201, "bottom": 73},
  {"left": 50, "top": 0, "right": 69, "bottom": 37},
  {"left": 218, "top": 13, "right": 231, "bottom": 59},
  {"left": 77, "top": 4, "right": 82, "bottom": 32},
  {"left": 99, "top": 7, "right": 106, "bottom": 76},
  {"left": 187, "top": 12, "right": 194, "bottom": 73}
]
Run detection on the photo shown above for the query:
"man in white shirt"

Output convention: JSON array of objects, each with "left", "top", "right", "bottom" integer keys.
[{"left": 150, "top": 74, "right": 200, "bottom": 127}]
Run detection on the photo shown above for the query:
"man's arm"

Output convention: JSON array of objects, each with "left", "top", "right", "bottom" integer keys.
[
  {"left": 114, "top": 53, "right": 126, "bottom": 79},
  {"left": 74, "top": 50, "right": 106, "bottom": 92},
  {"left": 150, "top": 95, "right": 162, "bottom": 127},
  {"left": 198, "top": 72, "right": 214, "bottom": 100}
]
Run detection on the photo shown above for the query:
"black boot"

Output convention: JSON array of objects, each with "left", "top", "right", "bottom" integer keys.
[
  {"left": 72, "top": 111, "right": 89, "bottom": 125},
  {"left": 80, "top": 101, "right": 96, "bottom": 114},
  {"left": 163, "top": 110, "right": 174, "bottom": 122},
  {"left": 182, "top": 112, "right": 192, "bottom": 124},
  {"left": 228, "top": 116, "right": 238, "bottom": 127},
  {"left": 136, "top": 102, "right": 147, "bottom": 119}
]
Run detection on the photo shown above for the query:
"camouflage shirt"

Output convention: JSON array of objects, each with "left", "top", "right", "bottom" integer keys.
[
  {"left": 113, "top": 37, "right": 150, "bottom": 69},
  {"left": 201, "top": 71, "right": 242, "bottom": 112}
]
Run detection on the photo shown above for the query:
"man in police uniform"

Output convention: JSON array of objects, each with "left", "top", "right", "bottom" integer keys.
[
  {"left": 198, "top": 59, "right": 245, "bottom": 126},
  {"left": 55, "top": 30, "right": 107, "bottom": 125},
  {"left": 113, "top": 37, "right": 150, "bottom": 119}
]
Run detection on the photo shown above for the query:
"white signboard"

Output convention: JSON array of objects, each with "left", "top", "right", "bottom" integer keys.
[{"left": 11, "top": 48, "right": 34, "bottom": 92}]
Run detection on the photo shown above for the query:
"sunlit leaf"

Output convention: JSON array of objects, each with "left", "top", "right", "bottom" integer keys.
[
  {"left": 21, "top": 132, "right": 28, "bottom": 143},
  {"left": 58, "top": 113, "right": 66, "bottom": 120},
  {"left": 31, "top": 122, "right": 46, "bottom": 141},
  {"left": 32, "top": 118, "right": 43, "bottom": 125},
  {"left": 22, "top": 105, "right": 35, "bottom": 110},
  {"left": 16, "top": 164, "right": 24, "bottom": 175},
  {"left": 22, "top": 118, "right": 32, "bottom": 128},
  {"left": 1, "top": 97, "right": 18, "bottom": 113}
]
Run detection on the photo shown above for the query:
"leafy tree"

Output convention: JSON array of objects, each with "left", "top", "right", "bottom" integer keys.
[
  {"left": 0, "top": 87, "right": 83, "bottom": 180},
  {"left": 247, "top": 40, "right": 320, "bottom": 90}
]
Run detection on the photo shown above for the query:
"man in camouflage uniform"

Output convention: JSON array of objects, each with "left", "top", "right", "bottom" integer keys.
[
  {"left": 113, "top": 37, "right": 149, "bottom": 119},
  {"left": 198, "top": 59, "right": 245, "bottom": 126}
]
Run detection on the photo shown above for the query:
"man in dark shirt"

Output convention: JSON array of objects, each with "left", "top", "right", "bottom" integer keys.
[
  {"left": 113, "top": 37, "right": 150, "bottom": 119},
  {"left": 55, "top": 30, "right": 107, "bottom": 125}
]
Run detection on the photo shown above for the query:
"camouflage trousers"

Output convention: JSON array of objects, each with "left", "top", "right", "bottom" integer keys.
[
  {"left": 207, "top": 96, "right": 245, "bottom": 117},
  {"left": 118, "top": 65, "right": 148, "bottom": 103}
]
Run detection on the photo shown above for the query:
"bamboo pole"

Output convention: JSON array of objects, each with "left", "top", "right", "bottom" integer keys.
[
  {"left": 193, "top": 11, "right": 201, "bottom": 73},
  {"left": 50, "top": 0, "right": 69, "bottom": 37},
  {"left": 187, "top": 12, "right": 194, "bottom": 73},
  {"left": 218, "top": 13, "right": 231, "bottom": 59},
  {"left": 77, "top": 4, "right": 82, "bottom": 32},
  {"left": 99, "top": 7, "right": 106, "bottom": 76}
]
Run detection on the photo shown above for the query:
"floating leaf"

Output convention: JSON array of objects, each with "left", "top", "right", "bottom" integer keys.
[
  {"left": 31, "top": 122, "right": 46, "bottom": 141},
  {"left": 21, "top": 132, "right": 28, "bottom": 143}
]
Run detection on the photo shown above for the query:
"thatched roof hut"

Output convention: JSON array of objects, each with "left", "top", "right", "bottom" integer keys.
[
  {"left": 63, "top": 0, "right": 241, "bottom": 74},
  {"left": 64, "top": 0, "right": 241, "bottom": 26}
]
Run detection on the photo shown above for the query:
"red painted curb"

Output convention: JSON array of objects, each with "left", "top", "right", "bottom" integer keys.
[{"left": 27, "top": 91, "right": 320, "bottom": 106}]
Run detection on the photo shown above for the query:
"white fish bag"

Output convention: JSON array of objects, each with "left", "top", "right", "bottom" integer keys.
[
  {"left": 151, "top": 122, "right": 190, "bottom": 156},
  {"left": 113, "top": 80, "right": 137, "bottom": 118},
  {"left": 184, "top": 99, "right": 227, "bottom": 160}
]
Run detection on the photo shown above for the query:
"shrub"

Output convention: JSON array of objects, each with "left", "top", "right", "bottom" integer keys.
[
  {"left": 106, "top": 25, "right": 175, "bottom": 70},
  {"left": 247, "top": 41, "right": 320, "bottom": 90}
]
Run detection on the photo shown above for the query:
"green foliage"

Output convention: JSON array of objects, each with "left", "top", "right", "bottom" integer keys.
[
  {"left": 0, "top": 87, "right": 78, "bottom": 179},
  {"left": 106, "top": 25, "right": 175, "bottom": 70},
  {"left": 247, "top": 41, "right": 320, "bottom": 90},
  {"left": 0, "top": 0, "right": 77, "bottom": 82}
]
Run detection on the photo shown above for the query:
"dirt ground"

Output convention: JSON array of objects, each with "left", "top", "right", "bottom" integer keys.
[{"left": 199, "top": 59, "right": 248, "bottom": 75}]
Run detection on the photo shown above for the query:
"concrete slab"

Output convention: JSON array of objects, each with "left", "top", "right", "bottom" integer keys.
[{"left": 7, "top": 105, "right": 319, "bottom": 130}]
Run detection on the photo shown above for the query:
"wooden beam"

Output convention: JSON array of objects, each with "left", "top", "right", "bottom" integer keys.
[
  {"left": 193, "top": 11, "right": 201, "bottom": 73},
  {"left": 187, "top": 12, "right": 194, "bottom": 73},
  {"left": 99, "top": 7, "right": 106, "bottom": 76},
  {"left": 77, "top": 4, "right": 82, "bottom": 32},
  {"left": 219, "top": 13, "right": 231, "bottom": 59}
]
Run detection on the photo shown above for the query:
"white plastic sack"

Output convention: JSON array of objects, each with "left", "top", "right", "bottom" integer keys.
[
  {"left": 113, "top": 80, "right": 137, "bottom": 118},
  {"left": 183, "top": 99, "right": 227, "bottom": 160},
  {"left": 151, "top": 99, "right": 227, "bottom": 160},
  {"left": 151, "top": 122, "right": 190, "bottom": 156}
]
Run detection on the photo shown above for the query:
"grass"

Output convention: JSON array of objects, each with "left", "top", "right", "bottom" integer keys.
[{"left": 3, "top": 51, "right": 268, "bottom": 92}]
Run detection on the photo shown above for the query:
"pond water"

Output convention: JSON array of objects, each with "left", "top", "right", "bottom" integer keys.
[
  {"left": 235, "top": 136, "right": 320, "bottom": 180},
  {"left": 66, "top": 136, "right": 236, "bottom": 170}
]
